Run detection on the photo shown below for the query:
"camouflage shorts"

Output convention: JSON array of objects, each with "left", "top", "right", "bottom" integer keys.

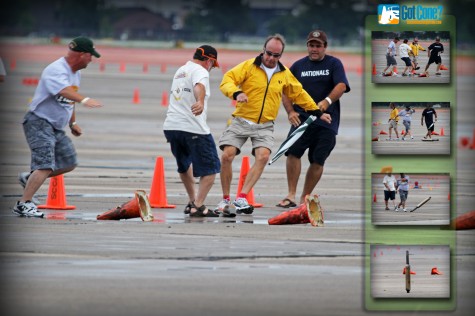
[{"left": 23, "top": 112, "right": 77, "bottom": 171}]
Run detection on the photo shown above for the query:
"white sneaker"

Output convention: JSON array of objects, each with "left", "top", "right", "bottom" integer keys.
[
  {"left": 18, "top": 172, "right": 41, "bottom": 205},
  {"left": 403, "top": 208, "right": 407, "bottom": 212},
  {"left": 232, "top": 197, "right": 254, "bottom": 214},
  {"left": 12, "top": 201, "right": 44, "bottom": 218},
  {"left": 215, "top": 199, "right": 230, "bottom": 213},
  {"left": 394, "top": 206, "right": 399, "bottom": 212}
]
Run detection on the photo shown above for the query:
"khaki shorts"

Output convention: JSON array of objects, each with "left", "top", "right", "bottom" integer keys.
[
  {"left": 389, "top": 120, "right": 398, "bottom": 129},
  {"left": 219, "top": 117, "right": 274, "bottom": 155}
]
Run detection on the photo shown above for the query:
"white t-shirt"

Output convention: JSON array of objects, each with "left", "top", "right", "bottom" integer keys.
[
  {"left": 383, "top": 174, "right": 397, "bottom": 191},
  {"left": 29, "top": 57, "right": 80, "bottom": 130},
  {"left": 163, "top": 61, "right": 211, "bottom": 135},
  {"left": 399, "top": 43, "right": 411, "bottom": 58},
  {"left": 387, "top": 41, "right": 397, "bottom": 56}
]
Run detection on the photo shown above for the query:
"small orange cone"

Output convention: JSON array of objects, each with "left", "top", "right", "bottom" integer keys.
[
  {"left": 460, "top": 136, "right": 470, "bottom": 148},
  {"left": 97, "top": 190, "right": 154, "bottom": 221},
  {"left": 133, "top": 88, "right": 140, "bottom": 104},
  {"left": 401, "top": 130, "right": 405, "bottom": 135},
  {"left": 149, "top": 156, "right": 176, "bottom": 208},
  {"left": 120, "top": 62, "right": 126, "bottom": 72},
  {"left": 161, "top": 91, "right": 168, "bottom": 106},
  {"left": 440, "top": 127, "right": 445, "bottom": 136},
  {"left": 379, "top": 130, "right": 388, "bottom": 135},
  {"left": 373, "top": 193, "right": 377, "bottom": 203},
  {"left": 236, "top": 156, "right": 263, "bottom": 207},
  {"left": 440, "top": 64, "right": 448, "bottom": 70},
  {"left": 142, "top": 63, "right": 149, "bottom": 73},
  {"left": 451, "top": 210, "right": 475, "bottom": 230},
  {"left": 431, "top": 267, "right": 442, "bottom": 275},
  {"left": 38, "top": 175, "right": 76, "bottom": 210},
  {"left": 403, "top": 267, "right": 416, "bottom": 275},
  {"left": 432, "top": 131, "right": 439, "bottom": 135},
  {"left": 372, "top": 64, "right": 377, "bottom": 75},
  {"left": 268, "top": 194, "right": 323, "bottom": 226},
  {"left": 392, "top": 66, "right": 398, "bottom": 74},
  {"left": 372, "top": 137, "right": 379, "bottom": 141}
]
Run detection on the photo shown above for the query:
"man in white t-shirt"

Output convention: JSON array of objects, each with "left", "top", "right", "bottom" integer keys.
[
  {"left": 13, "top": 36, "right": 102, "bottom": 218},
  {"left": 399, "top": 38, "right": 414, "bottom": 76},
  {"left": 382, "top": 172, "right": 397, "bottom": 210},
  {"left": 163, "top": 45, "right": 224, "bottom": 217}
]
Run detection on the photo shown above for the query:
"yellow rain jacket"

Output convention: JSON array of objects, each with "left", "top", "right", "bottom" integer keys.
[
  {"left": 220, "top": 54, "right": 319, "bottom": 124},
  {"left": 410, "top": 43, "right": 426, "bottom": 56}
]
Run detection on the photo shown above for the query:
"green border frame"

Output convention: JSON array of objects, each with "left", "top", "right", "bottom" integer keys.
[{"left": 364, "top": 14, "right": 456, "bottom": 311}]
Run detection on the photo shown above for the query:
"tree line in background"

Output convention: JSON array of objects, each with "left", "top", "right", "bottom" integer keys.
[{"left": 0, "top": 0, "right": 473, "bottom": 48}]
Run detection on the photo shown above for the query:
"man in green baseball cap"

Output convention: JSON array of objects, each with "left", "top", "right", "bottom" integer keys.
[{"left": 68, "top": 36, "right": 101, "bottom": 58}]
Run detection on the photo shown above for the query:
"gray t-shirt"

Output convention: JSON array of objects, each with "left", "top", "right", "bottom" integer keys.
[{"left": 29, "top": 57, "right": 80, "bottom": 130}]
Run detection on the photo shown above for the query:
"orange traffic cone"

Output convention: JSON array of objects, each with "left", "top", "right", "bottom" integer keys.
[
  {"left": 440, "top": 64, "right": 448, "bottom": 70},
  {"left": 392, "top": 66, "right": 398, "bottom": 74},
  {"left": 401, "top": 130, "right": 405, "bottom": 135},
  {"left": 440, "top": 127, "right": 445, "bottom": 136},
  {"left": 379, "top": 130, "right": 388, "bottom": 135},
  {"left": 403, "top": 267, "right": 416, "bottom": 275},
  {"left": 372, "top": 64, "right": 377, "bottom": 75},
  {"left": 432, "top": 131, "right": 439, "bottom": 135},
  {"left": 372, "top": 137, "right": 379, "bottom": 141},
  {"left": 120, "top": 62, "right": 126, "bottom": 72},
  {"left": 133, "top": 88, "right": 140, "bottom": 104},
  {"left": 236, "top": 156, "right": 263, "bottom": 207},
  {"left": 161, "top": 91, "right": 168, "bottom": 106},
  {"left": 431, "top": 267, "right": 442, "bottom": 275},
  {"left": 149, "top": 156, "right": 176, "bottom": 208},
  {"left": 97, "top": 190, "right": 154, "bottom": 221},
  {"left": 451, "top": 210, "right": 475, "bottom": 230},
  {"left": 373, "top": 193, "right": 377, "bottom": 203},
  {"left": 268, "top": 194, "right": 323, "bottom": 226},
  {"left": 38, "top": 175, "right": 76, "bottom": 210}
]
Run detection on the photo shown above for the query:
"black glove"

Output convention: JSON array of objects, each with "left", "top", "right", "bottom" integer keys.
[{"left": 307, "top": 109, "right": 323, "bottom": 118}]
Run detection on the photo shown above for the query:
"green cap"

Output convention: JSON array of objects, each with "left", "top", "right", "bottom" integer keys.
[{"left": 69, "top": 36, "right": 101, "bottom": 58}]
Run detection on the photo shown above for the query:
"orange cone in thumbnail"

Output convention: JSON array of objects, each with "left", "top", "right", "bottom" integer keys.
[
  {"left": 236, "top": 156, "right": 263, "bottom": 207},
  {"left": 149, "top": 156, "right": 176, "bottom": 208},
  {"left": 440, "top": 64, "right": 448, "bottom": 70},
  {"left": 97, "top": 190, "right": 154, "bottom": 221},
  {"left": 431, "top": 267, "right": 442, "bottom": 275},
  {"left": 268, "top": 194, "right": 323, "bottom": 226},
  {"left": 372, "top": 64, "right": 377, "bottom": 75},
  {"left": 38, "top": 175, "right": 75, "bottom": 210}
]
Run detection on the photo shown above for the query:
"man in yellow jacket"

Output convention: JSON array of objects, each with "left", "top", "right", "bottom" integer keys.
[
  {"left": 410, "top": 37, "right": 426, "bottom": 71},
  {"left": 216, "top": 33, "right": 331, "bottom": 215}
]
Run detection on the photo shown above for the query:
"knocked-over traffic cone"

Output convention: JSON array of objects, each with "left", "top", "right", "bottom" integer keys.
[
  {"left": 372, "top": 64, "right": 377, "bottom": 75},
  {"left": 133, "top": 88, "right": 140, "bottom": 104},
  {"left": 431, "top": 267, "right": 442, "bottom": 275},
  {"left": 403, "top": 267, "right": 416, "bottom": 275},
  {"left": 372, "top": 137, "right": 379, "bottom": 141},
  {"left": 451, "top": 210, "right": 475, "bottom": 230},
  {"left": 379, "top": 130, "right": 388, "bottom": 135},
  {"left": 236, "top": 156, "right": 263, "bottom": 207},
  {"left": 432, "top": 130, "right": 439, "bottom": 135},
  {"left": 268, "top": 194, "right": 323, "bottom": 226},
  {"left": 440, "top": 64, "right": 449, "bottom": 70},
  {"left": 149, "top": 156, "right": 176, "bottom": 208},
  {"left": 97, "top": 190, "right": 154, "bottom": 221},
  {"left": 38, "top": 175, "right": 76, "bottom": 210}
]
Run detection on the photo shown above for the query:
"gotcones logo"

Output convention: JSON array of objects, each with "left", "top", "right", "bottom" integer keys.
[{"left": 378, "top": 4, "right": 400, "bottom": 24}]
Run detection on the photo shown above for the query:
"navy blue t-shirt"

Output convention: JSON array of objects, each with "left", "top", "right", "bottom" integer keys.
[{"left": 290, "top": 54, "right": 350, "bottom": 135}]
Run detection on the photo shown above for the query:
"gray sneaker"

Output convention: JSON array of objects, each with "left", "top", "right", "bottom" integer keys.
[
  {"left": 232, "top": 197, "right": 254, "bottom": 214},
  {"left": 18, "top": 172, "right": 41, "bottom": 205},
  {"left": 12, "top": 201, "right": 44, "bottom": 218},
  {"left": 214, "top": 199, "right": 236, "bottom": 217}
]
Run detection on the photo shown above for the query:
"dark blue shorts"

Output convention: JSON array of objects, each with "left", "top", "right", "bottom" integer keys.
[
  {"left": 384, "top": 190, "right": 396, "bottom": 201},
  {"left": 401, "top": 57, "right": 411, "bottom": 66},
  {"left": 285, "top": 124, "right": 336, "bottom": 166},
  {"left": 164, "top": 130, "right": 220, "bottom": 177}
]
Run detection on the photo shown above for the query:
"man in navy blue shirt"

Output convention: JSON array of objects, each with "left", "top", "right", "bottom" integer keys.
[{"left": 276, "top": 30, "right": 350, "bottom": 208}]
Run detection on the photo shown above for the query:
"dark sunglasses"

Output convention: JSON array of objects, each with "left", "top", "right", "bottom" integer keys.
[{"left": 264, "top": 50, "right": 282, "bottom": 58}]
